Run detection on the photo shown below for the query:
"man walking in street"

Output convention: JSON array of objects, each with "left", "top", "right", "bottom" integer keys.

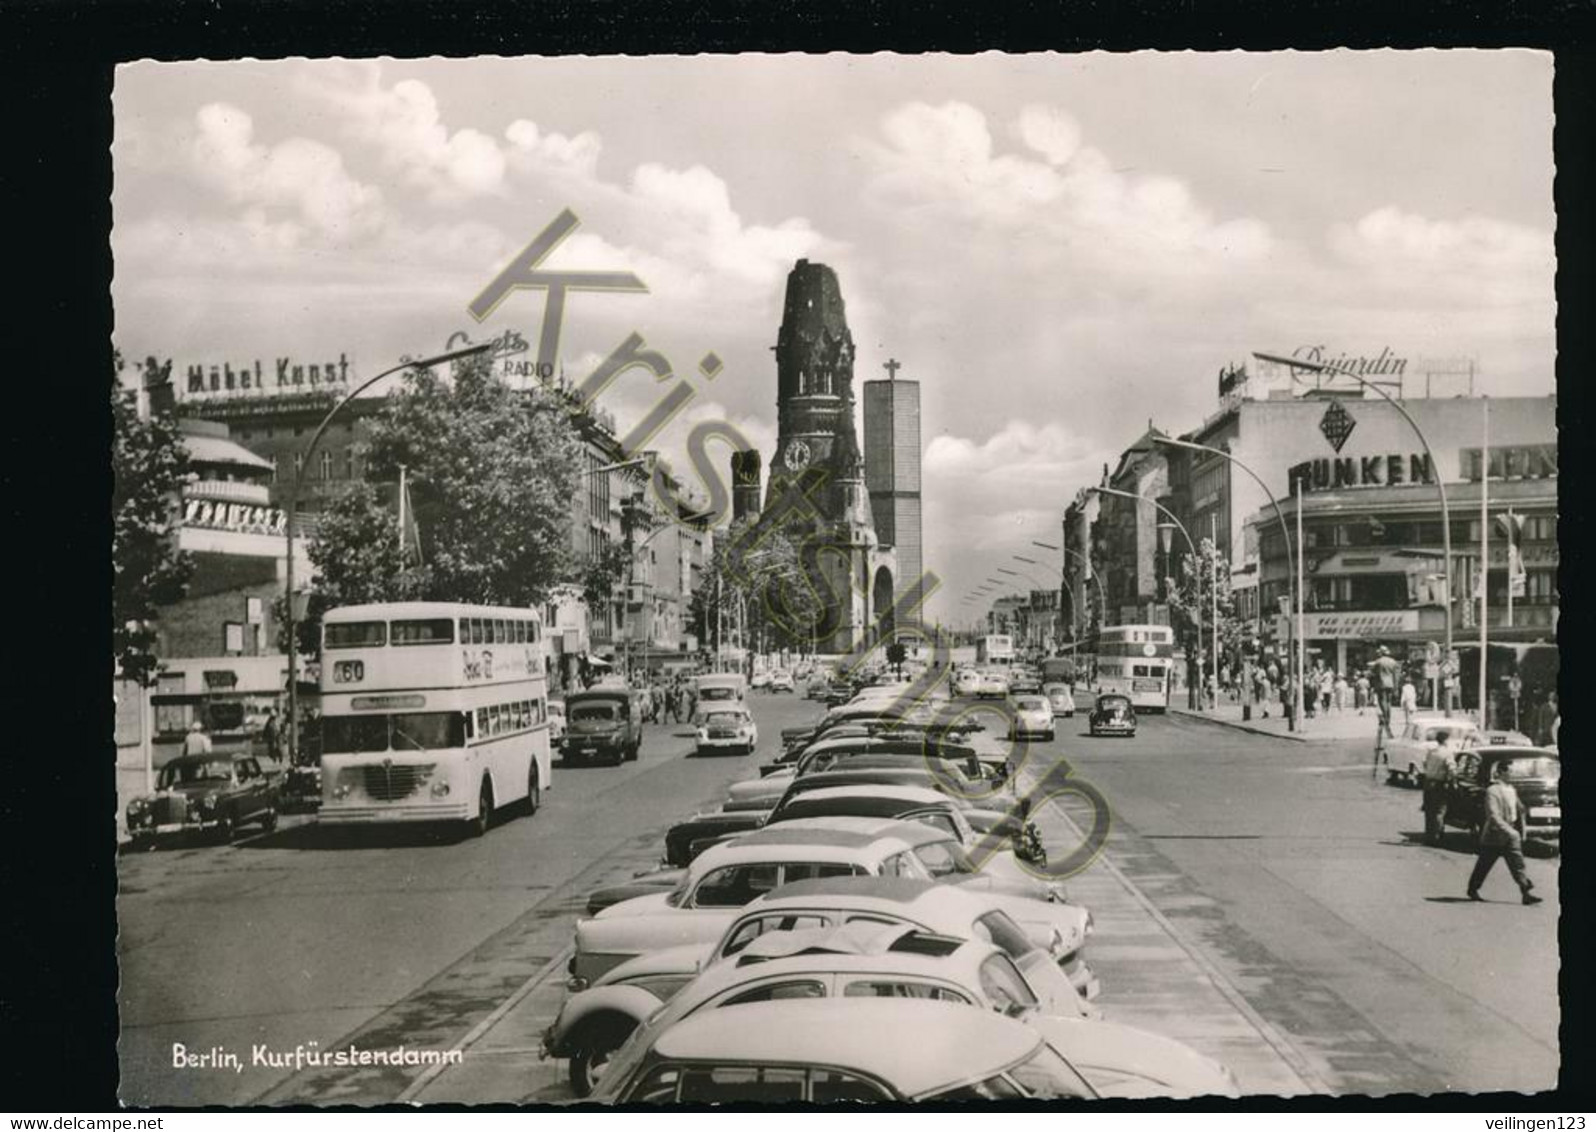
[
  {"left": 1400, "top": 676, "right": 1418, "bottom": 730},
  {"left": 1467, "top": 759, "right": 1542, "bottom": 905},
  {"left": 1421, "top": 732, "right": 1459, "bottom": 845}
]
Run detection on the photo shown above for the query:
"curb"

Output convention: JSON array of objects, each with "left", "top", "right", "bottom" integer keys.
[{"left": 1166, "top": 706, "right": 1365, "bottom": 745}]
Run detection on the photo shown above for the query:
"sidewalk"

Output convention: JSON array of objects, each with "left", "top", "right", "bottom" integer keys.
[{"left": 1167, "top": 700, "right": 1390, "bottom": 745}]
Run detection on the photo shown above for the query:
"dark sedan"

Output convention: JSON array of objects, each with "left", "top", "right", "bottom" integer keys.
[
  {"left": 125, "top": 753, "right": 280, "bottom": 846},
  {"left": 1443, "top": 747, "right": 1560, "bottom": 850},
  {"left": 1088, "top": 694, "right": 1137, "bottom": 738}
]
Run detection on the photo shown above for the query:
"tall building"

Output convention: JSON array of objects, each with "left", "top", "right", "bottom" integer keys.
[
  {"left": 758, "top": 259, "right": 897, "bottom": 652},
  {"left": 864, "top": 366, "right": 923, "bottom": 613}
]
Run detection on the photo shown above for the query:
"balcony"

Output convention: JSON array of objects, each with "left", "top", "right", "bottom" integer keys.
[{"left": 185, "top": 478, "right": 272, "bottom": 505}]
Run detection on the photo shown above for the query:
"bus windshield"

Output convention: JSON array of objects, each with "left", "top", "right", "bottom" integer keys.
[{"left": 323, "top": 712, "right": 466, "bottom": 753}]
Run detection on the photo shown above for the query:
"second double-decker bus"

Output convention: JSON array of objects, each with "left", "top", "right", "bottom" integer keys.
[
  {"left": 1093, "top": 624, "right": 1175, "bottom": 712},
  {"left": 318, "top": 602, "right": 552, "bottom": 835}
]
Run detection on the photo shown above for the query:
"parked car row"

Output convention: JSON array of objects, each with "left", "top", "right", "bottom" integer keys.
[{"left": 538, "top": 683, "right": 1241, "bottom": 1103}]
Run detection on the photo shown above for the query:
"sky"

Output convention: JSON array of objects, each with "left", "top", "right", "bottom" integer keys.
[{"left": 111, "top": 51, "right": 1555, "bottom": 626}]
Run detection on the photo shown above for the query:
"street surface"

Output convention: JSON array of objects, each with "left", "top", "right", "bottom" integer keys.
[{"left": 117, "top": 689, "right": 1558, "bottom": 1105}]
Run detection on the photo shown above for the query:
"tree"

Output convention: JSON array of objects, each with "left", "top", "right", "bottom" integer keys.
[
  {"left": 1165, "top": 537, "right": 1243, "bottom": 702},
  {"left": 287, "top": 356, "right": 581, "bottom": 653},
  {"left": 276, "top": 481, "right": 431, "bottom": 656},
  {"left": 691, "top": 519, "right": 824, "bottom": 656},
  {"left": 112, "top": 353, "right": 193, "bottom": 685}
]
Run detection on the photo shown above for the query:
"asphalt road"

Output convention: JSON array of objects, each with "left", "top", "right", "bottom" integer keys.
[
  {"left": 116, "top": 688, "right": 1559, "bottom": 1104},
  {"left": 115, "top": 694, "right": 817, "bottom": 1107},
  {"left": 1050, "top": 704, "right": 1559, "bottom": 1095}
]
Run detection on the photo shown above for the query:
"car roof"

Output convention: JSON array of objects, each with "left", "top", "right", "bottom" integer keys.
[
  {"left": 164, "top": 753, "right": 251, "bottom": 765},
  {"left": 648, "top": 999, "right": 1038, "bottom": 1096},
  {"left": 1098, "top": 693, "right": 1131, "bottom": 703},
  {"left": 756, "top": 875, "right": 956, "bottom": 908},
  {"left": 785, "top": 784, "right": 949, "bottom": 805},
  {"left": 1464, "top": 746, "right": 1557, "bottom": 760}
]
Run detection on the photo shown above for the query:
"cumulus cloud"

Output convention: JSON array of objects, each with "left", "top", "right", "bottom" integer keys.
[
  {"left": 865, "top": 100, "right": 1273, "bottom": 268},
  {"left": 505, "top": 118, "right": 603, "bottom": 181},
  {"left": 189, "top": 102, "right": 385, "bottom": 240}
]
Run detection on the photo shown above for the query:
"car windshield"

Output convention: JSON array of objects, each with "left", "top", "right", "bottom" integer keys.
[
  {"left": 705, "top": 712, "right": 746, "bottom": 728},
  {"left": 1013, "top": 697, "right": 1047, "bottom": 710},
  {"left": 571, "top": 704, "right": 619, "bottom": 722},
  {"left": 1499, "top": 756, "right": 1558, "bottom": 780},
  {"left": 701, "top": 687, "right": 737, "bottom": 701},
  {"left": 159, "top": 760, "right": 234, "bottom": 787}
]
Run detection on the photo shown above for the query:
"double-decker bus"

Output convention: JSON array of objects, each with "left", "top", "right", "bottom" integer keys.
[
  {"left": 975, "top": 635, "right": 1015, "bottom": 667},
  {"left": 318, "top": 602, "right": 553, "bottom": 835},
  {"left": 1093, "top": 624, "right": 1175, "bottom": 711}
]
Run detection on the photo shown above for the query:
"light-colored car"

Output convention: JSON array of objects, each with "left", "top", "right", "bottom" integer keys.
[
  {"left": 591, "top": 998, "right": 1104, "bottom": 1102},
  {"left": 954, "top": 668, "right": 985, "bottom": 697},
  {"left": 583, "top": 925, "right": 1235, "bottom": 1102},
  {"left": 750, "top": 669, "right": 773, "bottom": 690},
  {"left": 978, "top": 670, "right": 1011, "bottom": 699},
  {"left": 768, "top": 670, "right": 795, "bottom": 693},
  {"left": 568, "top": 822, "right": 940, "bottom": 987},
  {"left": 1043, "top": 683, "right": 1076, "bottom": 718},
  {"left": 695, "top": 707, "right": 758, "bottom": 756},
  {"left": 1009, "top": 694, "right": 1056, "bottom": 741},
  {"left": 548, "top": 876, "right": 1100, "bottom": 1094},
  {"left": 1385, "top": 717, "right": 1479, "bottom": 787}
]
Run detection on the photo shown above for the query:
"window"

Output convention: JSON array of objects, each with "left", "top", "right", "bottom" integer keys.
[
  {"left": 390, "top": 619, "right": 454, "bottom": 646},
  {"left": 843, "top": 980, "right": 967, "bottom": 1003},
  {"left": 476, "top": 708, "right": 489, "bottom": 737},
  {"left": 912, "top": 840, "right": 966, "bottom": 878},
  {"left": 512, "top": 619, "right": 525, "bottom": 644},
  {"left": 780, "top": 862, "right": 866, "bottom": 884},
  {"left": 721, "top": 914, "right": 831, "bottom": 957},
  {"left": 488, "top": 705, "right": 503, "bottom": 735},
  {"left": 977, "top": 954, "right": 1040, "bottom": 1015},
  {"left": 470, "top": 618, "right": 486, "bottom": 645},
  {"left": 323, "top": 712, "right": 466, "bottom": 754},
  {"left": 319, "top": 451, "right": 333, "bottom": 481},
  {"left": 719, "top": 981, "right": 825, "bottom": 1007},
  {"left": 809, "top": 1069, "right": 893, "bottom": 1103},
  {"left": 324, "top": 621, "right": 385, "bottom": 649},
  {"left": 692, "top": 864, "right": 780, "bottom": 907},
  {"left": 269, "top": 454, "right": 279, "bottom": 483},
  {"left": 677, "top": 1066, "right": 805, "bottom": 1103},
  {"left": 623, "top": 1065, "right": 682, "bottom": 1104},
  {"left": 343, "top": 447, "right": 356, "bottom": 480},
  {"left": 293, "top": 452, "right": 304, "bottom": 478}
]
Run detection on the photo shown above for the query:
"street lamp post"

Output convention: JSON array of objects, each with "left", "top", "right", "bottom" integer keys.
[
  {"left": 1254, "top": 351, "right": 1455, "bottom": 716},
  {"left": 283, "top": 343, "right": 492, "bottom": 765},
  {"left": 1151, "top": 434, "right": 1303, "bottom": 727},
  {"left": 1090, "top": 486, "right": 1202, "bottom": 711}
]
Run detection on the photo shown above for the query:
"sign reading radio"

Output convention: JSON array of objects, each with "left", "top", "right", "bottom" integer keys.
[
  {"left": 182, "top": 498, "right": 288, "bottom": 535},
  {"left": 1288, "top": 453, "right": 1434, "bottom": 494}
]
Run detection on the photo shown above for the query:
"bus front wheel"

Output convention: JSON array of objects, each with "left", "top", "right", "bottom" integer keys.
[{"left": 471, "top": 779, "right": 494, "bottom": 838}]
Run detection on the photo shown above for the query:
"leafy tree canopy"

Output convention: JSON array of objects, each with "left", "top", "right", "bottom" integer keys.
[{"left": 113, "top": 352, "right": 193, "bottom": 685}]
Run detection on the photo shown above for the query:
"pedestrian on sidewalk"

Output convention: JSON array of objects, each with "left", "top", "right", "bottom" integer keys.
[
  {"left": 1400, "top": 677, "right": 1418, "bottom": 730},
  {"left": 1334, "top": 671, "right": 1349, "bottom": 713},
  {"left": 1355, "top": 672, "right": 1370, "bottom": 714},
  {"left": 1319, "top": 668, "right": 1334, "bottom": 715},
  {"left": 182, "top": 720, "right": 212, "bottom": 757},
  {"left": 1467, "top": 760, "right": 1542, "bottom": 905},
  {"left": 1421, "top": 732, "right": 1459, "bottom": 845},
  {"left": 1257, "top": 670, "right": 1272, "bottom": 718}
]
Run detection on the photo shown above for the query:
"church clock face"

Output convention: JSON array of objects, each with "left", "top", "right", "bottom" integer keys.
[{"left": 784, "top": 439, "right": 812, "bottom": 470}]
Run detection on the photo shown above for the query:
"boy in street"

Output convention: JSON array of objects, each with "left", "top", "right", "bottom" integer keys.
[{"left": 1467, "top": 759, "right": 1542, "bottom": 905}]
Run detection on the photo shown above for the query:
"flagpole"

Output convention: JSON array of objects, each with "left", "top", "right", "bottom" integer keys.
[
  {"left": 1478, "top": 398, "right": 1489, "bottom": 727},
  {"left": 398, "top": 463, "right": 407, "bottom": 562}
]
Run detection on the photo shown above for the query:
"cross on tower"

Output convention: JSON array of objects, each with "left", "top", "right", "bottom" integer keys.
[{"left": 883, "top": 357, "right": 901, "bottom": 381}]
